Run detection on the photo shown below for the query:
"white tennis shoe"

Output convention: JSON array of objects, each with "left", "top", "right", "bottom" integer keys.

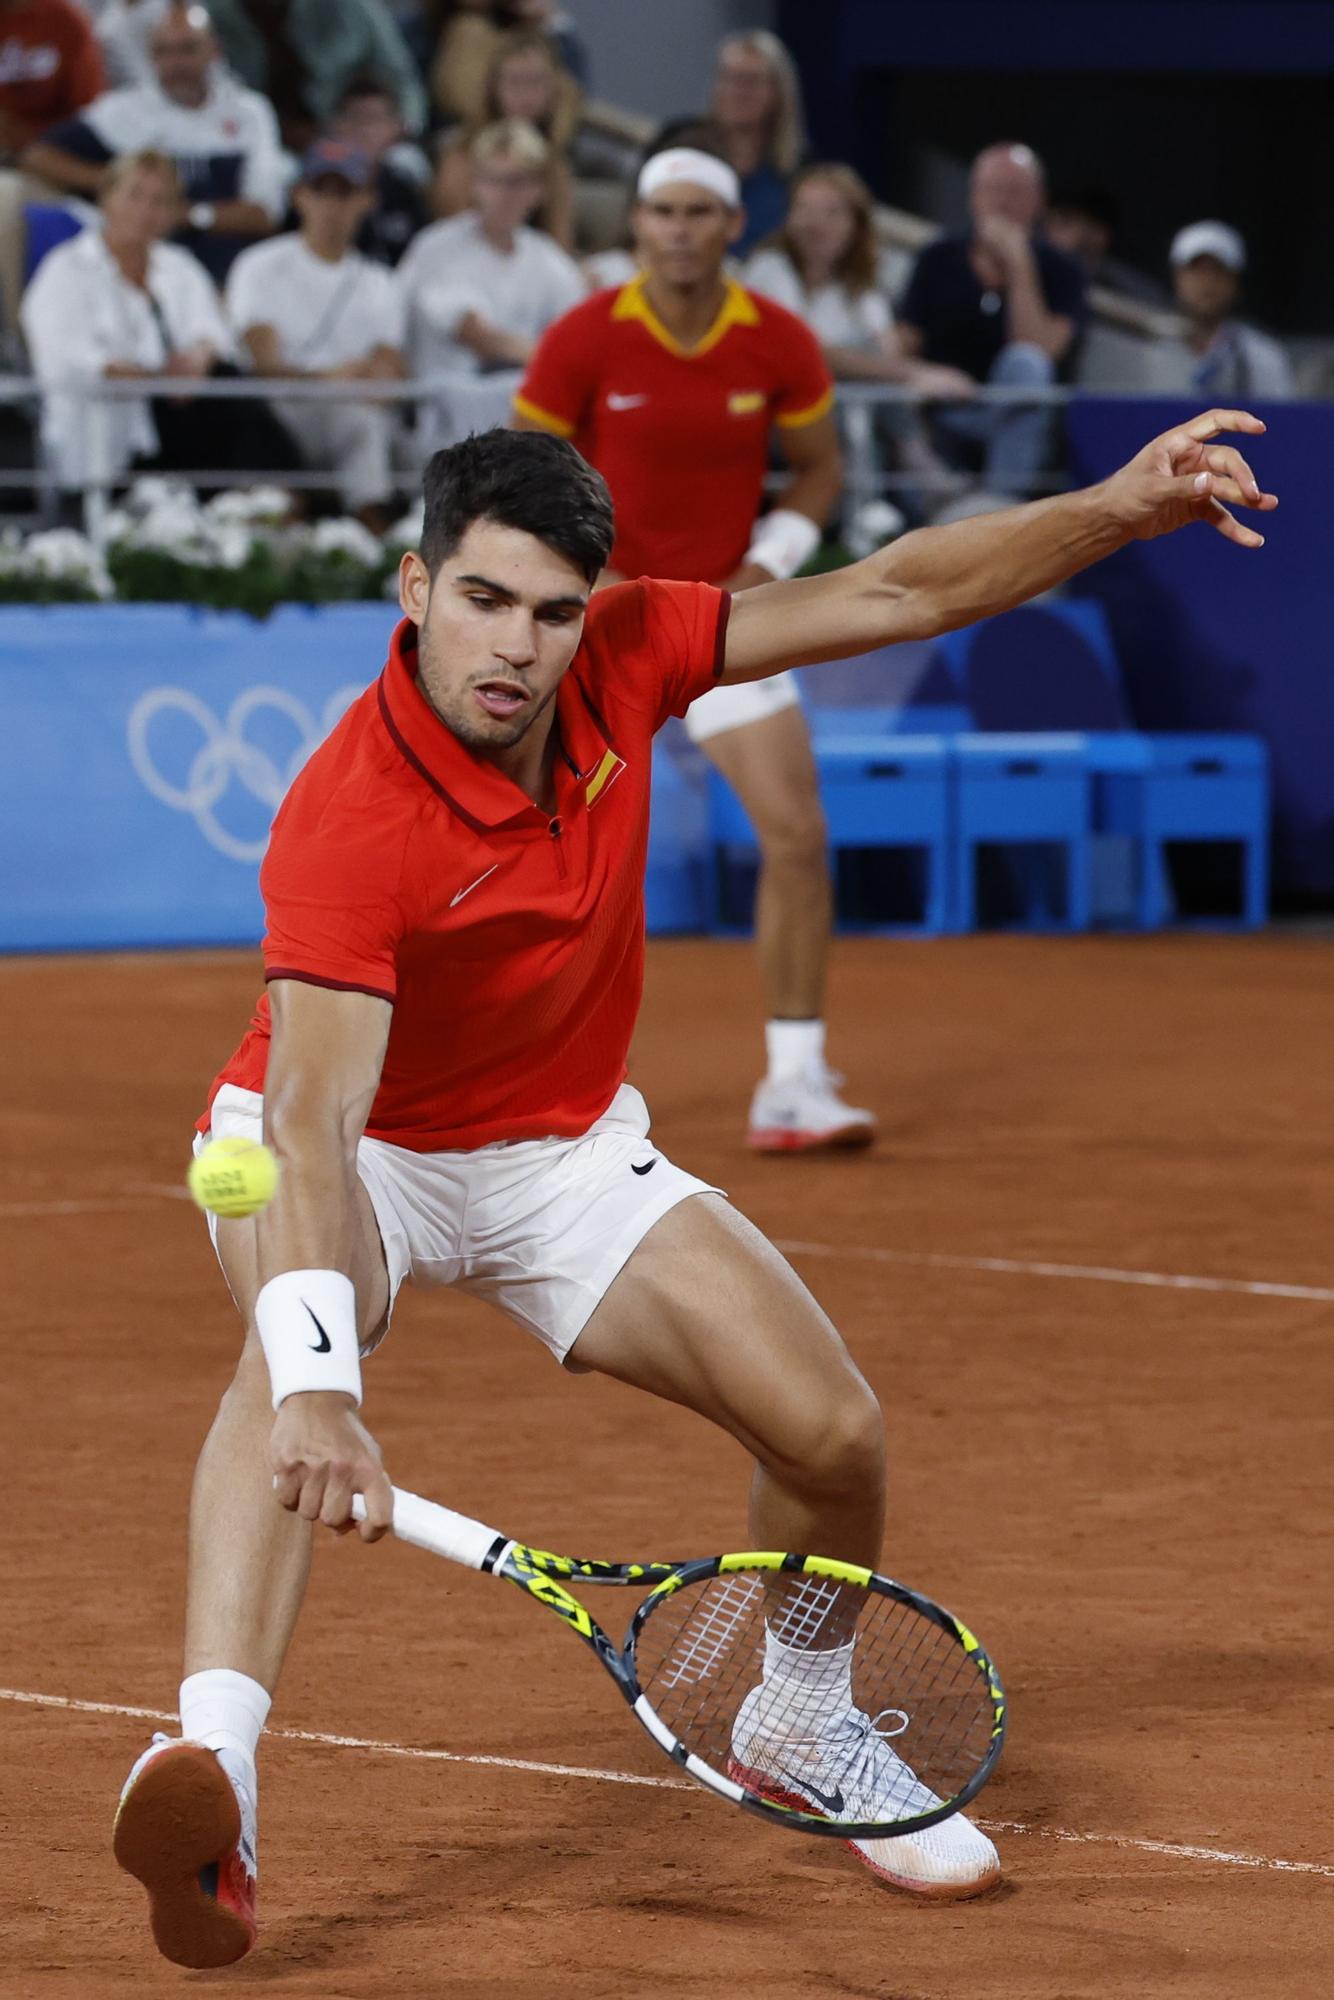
[
  {"left": 729, "top": 1689, "right": 1001, "bottom": 1899},
  {"left": 114, "top": 1734, "right": 258, "bottom": 1966},
  {"left": 747, "top": 1068, "right": 877, "bottom": 1154}
]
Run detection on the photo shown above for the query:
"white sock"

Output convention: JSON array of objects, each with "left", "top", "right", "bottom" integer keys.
[
  {"left": 765, "top": 1018, "right": 825, "bottom": 1083},
  {"left": 179, "top": 1668, "right": 270, "bottom": 1781},
  {"left": 763, "top": 1626, "right": 855, "bottom": 1729}
]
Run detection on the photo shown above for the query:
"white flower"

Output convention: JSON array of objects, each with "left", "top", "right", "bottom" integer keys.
[
  {"left": 127, "top": 504, "right": 210, "bottom": 554},
  {"left": 19, "top": 528, "right": 112, "bottom": 596},
  {"left": 305, "top": 516, "right": 383, "bottom": 565},
  {"left": 386, "top": 501, "right": 423, "bottom": 548},
  {"left": 205, "top": 485, "right": 292, "bottom": 527},
  {"left": 207, "top": 521, "right": 255, "bottom": 571},
  {"left": 97, "top": 508, "right": 133, "bottom": 547},
  {"left": 125, "top": 475, "right": 194, "bottom": 518}
]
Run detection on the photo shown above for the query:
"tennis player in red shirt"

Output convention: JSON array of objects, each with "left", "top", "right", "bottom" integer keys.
[
  {"left": 515, "top": 147, "right": 871, "bottom": 1155},
  {"left": 113, "top": 416, "right": 1273, "bottom": 1966}
]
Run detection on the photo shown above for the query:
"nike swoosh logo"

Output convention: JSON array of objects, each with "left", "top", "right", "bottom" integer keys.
[
  {"left": 606, "top": 392, "right": 648, "bottom": 410},
  {"left": 630, "top": 1158, "right": 657, "bottom": 1176},
  {"left": 783, "top": 1774, "right": 845, "bottom": 1814},
  {"left": 450, "top": 863, "right": 499, "bottom": 908},
  {"left": 305, "top": 1305, "right": 332, "bottom": 1355}
]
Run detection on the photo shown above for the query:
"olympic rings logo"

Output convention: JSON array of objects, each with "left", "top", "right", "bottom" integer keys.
[{"left": 126, "top": 684, "right": 363, "bottom": 863}]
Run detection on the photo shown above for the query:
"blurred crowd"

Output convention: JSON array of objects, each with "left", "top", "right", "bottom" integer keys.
[{"left": 0, "top": 0, "right": 1300, "bottom": 527}]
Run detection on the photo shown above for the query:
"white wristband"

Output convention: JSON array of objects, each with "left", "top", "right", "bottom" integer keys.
[
  {"left": 745, "top": 507, "right": 822, "bottom": 581},
  {"left": 255, "top": 1269, "right": 361, "bottom": 1411}
]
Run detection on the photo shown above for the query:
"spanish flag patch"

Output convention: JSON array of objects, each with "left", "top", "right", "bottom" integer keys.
[{"left": 585, "top": 747, "right": 626, "bottom": 806}]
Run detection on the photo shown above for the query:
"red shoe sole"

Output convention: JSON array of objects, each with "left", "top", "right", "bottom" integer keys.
[
  {"left": 113, "top": 1744, "right": 256, "bottom": 1968},
  {"left": 748, "top": 1122, "right": 876, "bottom": 1154},
  {"left": 728, "top": 1759, "right": 1001, "bottom": 1901}
]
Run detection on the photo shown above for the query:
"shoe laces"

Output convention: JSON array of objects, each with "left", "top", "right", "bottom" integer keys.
[{"left": 806, "top": 1708, "right": 938, "bottom": 1819}]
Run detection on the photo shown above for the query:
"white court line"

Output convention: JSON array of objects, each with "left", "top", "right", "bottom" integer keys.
[
  {"left": 3, "top": 1187, "right": 1332, "bottom": 1308},
  {"left": 5, "top": 1685, "right": 1331, "bottom": 1881},
  {"left": 0, "top": 1196, "right": 172, "bottom": 1218},
  {"left": 774, "top": 1241, "right": 1334, "bottom": 1305}
]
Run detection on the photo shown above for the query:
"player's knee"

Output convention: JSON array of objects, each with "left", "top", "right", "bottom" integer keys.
[
  {"left": 758, "top": 799, "right": 828, "bottom": 872},
  {"left": 770, "top": 1375, "right": 885, "bottom": 1498}
]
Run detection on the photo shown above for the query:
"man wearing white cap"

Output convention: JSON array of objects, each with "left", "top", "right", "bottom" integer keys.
[
  {"left": 1156, "top": 221, "right": 1294, "bottom": 401},
  {"left": 516, "top": 145, "right": 875, "bottom": 1155}
]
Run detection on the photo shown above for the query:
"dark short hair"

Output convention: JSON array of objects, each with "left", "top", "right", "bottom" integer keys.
[{"left": 420, "top": 429, "right": 615, "bottom": 585}]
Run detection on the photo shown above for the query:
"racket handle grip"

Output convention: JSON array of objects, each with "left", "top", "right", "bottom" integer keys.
[{"left": 351, "top": 1486, "right": 508, "bottom": 1571}]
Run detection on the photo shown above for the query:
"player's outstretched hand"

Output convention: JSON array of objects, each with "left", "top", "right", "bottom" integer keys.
[
  {"left": 1107, "top": 408, "right": 1278, "bottom": 548},
  {"left": 271, "top": 1392, "right": 394, "bottom": 1543}
]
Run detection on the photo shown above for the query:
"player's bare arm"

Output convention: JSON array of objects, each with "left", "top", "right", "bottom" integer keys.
[
  {"left": 720, "top": 409, "right": 1278, "bottom": 681},
  {"left": 259, "top": 979, "right": 395, "bottom": 1540},
  {"left": 720, "top": 410, "right": 844, "bottom": 592}
]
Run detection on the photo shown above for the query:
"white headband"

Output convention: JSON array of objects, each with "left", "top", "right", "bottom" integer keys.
[{"left": 637, "top": 148, "right": 741, "bottom": 209}]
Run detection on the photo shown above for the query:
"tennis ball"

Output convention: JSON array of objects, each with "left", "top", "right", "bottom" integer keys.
[{"left": 188, "top": 1135, "right": 279, "bottom": 1218}]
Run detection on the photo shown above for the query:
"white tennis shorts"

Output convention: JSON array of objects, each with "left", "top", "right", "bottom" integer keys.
[
  {"left": 683, "top": 669, "right": 801, "bottom": 744},
  {"left": 197, "top": 1083, "right": 720, "bottom": 1364}
]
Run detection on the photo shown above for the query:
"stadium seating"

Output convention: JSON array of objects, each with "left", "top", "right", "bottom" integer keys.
[
  {"left": 949, "top": 732, "right": 1093, "bottom": 931},
  {"left": 931, "top": 600, "right": 1269, "bottom": 927},
  {"left": 707, "top": 728, "right": 953, "bottom": 936}
]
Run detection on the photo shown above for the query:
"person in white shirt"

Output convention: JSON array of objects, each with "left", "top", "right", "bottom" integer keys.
[
  {"left": 746, "top": 164, "right": 971, "bottom": 397},
  {"left": 226, "top": 139, "right": 408, "bottom": 527},
  {"left": 746, "top": 164, "right": 975, "bottom": 533},
  {"left": 21, "top": 146, "right": 234, "bottom": 496},
  {"left": 396, "top": 117, "right": 584, "bottom": 452},
  {"left": 21, "top": 3, "right": 286, "bottom": 279},
  {"left": 1144, "top": 221, "right": 1295, "bottom": 402}
]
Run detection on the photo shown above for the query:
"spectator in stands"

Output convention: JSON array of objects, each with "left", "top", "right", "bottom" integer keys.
[
  {"left": 226, "top": 139, "right": 408, "bottom": 528},
  {"left": 21, "top": 4, "right": 285, "bottom": 279},
  {"left": 204, "top": 0, "right": 425, "bottom": 149},
  {"left": 430, "top": 0, "right": 586, "bottom": 124},
  {"left": 0, "top": 0, "right": 103, "bottom": 155},
  {"left": 746, "top": 164, "right": 972, "bottom": 397},
  {"left": 432, "top": 29, "right": 578, "bottom": 248},
  {"left": 18, "top": 147, "right": 288, "bottom": 502},
  {"left": 1152, "top": 221, "right": 1295, "bottom": 400},
  {"left": 331, "top": 72, "right": 429, "bottom": 267},
  {"left": 1044, "top": 184, "right": 1164, "bottom": 305},
  {"left": 897, "top": 141, "right": 1087, "bottom": 501},
  {"left": 92, "top": 0, "right": 170, "bottom": 89},
  {"left": 657, "top": 31, "right": 806, "bottom": 258},
  {"left": 396, "top": 117, "right": 583, "bottom": 451}
]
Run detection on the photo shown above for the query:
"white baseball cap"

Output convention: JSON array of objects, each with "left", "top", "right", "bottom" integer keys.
[
  {"left": 637, "top": 147, "right": 741, "bottom": 209},
  {"left": 1170, "top": 220, "right": 1246, "bottom": 272}
]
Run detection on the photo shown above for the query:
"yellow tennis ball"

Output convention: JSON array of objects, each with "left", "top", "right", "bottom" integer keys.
[{"left": 188, "top": 1135, "right": 279, "bottom": 1218}]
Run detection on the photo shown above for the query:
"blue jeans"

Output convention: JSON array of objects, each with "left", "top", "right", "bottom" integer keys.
[{"left": 931, "top": 342, "right": 1057, "bottom": 497}]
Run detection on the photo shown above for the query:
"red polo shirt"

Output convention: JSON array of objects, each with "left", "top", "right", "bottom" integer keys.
[
  {"left": 515, "top": 276, "right": 833, "bottom": 584},
  {"left": 204, "top": 578, "right": 729, "bottom": 1151}
]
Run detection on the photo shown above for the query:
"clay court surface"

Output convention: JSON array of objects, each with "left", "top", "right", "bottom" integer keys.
[{"left": 2, "top": 933, "right": 1331, "bottom": 1998}]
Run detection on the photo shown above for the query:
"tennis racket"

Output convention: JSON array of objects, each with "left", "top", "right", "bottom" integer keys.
[{"left": 352, "top": 1484, "right": 1006, "bottom": 1841}]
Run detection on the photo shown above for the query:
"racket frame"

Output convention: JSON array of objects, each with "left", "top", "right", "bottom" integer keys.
[{"left": 354, "top": 1491, "right": 1007, "bottom": 1838}]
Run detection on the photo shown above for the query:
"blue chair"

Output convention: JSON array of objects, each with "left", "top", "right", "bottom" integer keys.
[
  {"left": 646, "top": 740, "right": 709, "bottom": 933},
  {"left": 707, "top": 728, "right": 953, "bottom": 935},
  {"left": 1095, "top": 733, "right": 1269, "bottom": 929},
  {"left": 933, "top": 602, "right": 1270, "bottom": 928},
  {"left": 23, "top": 203, "right": 83, "bottom": 284},
  {"left": 951, "top": 732, "right": 1093, "bottom": 931}
]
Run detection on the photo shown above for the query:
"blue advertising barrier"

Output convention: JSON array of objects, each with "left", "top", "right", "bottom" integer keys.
[
  {"left": 1, "top": 604, "right": 396, "bottom": 950},
  {"left": 0, "top": 602, "right": 715, "bottom": 952},
  {"left": 1064, "top": 400, "right": 1334, "bottom": 898}
]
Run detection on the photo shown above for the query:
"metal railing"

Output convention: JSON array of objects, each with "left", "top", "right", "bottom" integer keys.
[{"left": 0, "top": 368, "right": 1211, "bottom": 537}]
